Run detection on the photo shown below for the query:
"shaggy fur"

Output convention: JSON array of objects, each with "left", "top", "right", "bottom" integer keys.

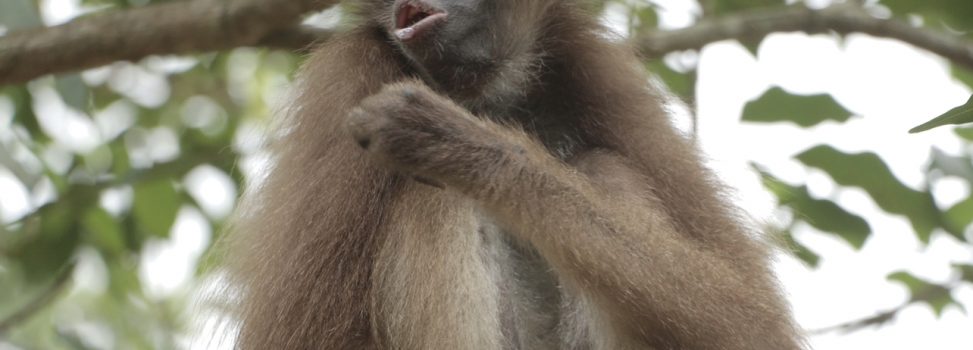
[{"left": 224, "top": 1, "right": 806, "bottom": 349}]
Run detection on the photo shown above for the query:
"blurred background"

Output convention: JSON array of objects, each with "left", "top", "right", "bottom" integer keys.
[{"left": 1, "top": 0, "right": 971, "bottom": 349}]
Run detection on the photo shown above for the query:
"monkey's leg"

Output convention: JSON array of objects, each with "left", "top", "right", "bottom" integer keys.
[{"left": 348, "top": 81, "right": 801, "bottom": 350}]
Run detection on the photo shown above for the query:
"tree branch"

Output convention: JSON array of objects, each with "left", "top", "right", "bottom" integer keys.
[
  {"left": 808, "top": 283, "right": 959, "bottom": 335},
  {"left": 0, "top": 262, "right": 75, "bottom": 334},
  {"left": 638, "top": 4, "right": 973, "bottom": 71},
  {"left": 0, "top": 0, "right": 337, "bottom": 85},
  {"left": 3, "top": 2, "right": 973, "bottom": 85},
  {"left": 258, "top": 25, "right": 334, "bottom": 51}
]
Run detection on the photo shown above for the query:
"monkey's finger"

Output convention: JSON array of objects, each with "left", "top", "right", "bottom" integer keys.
[{"left": 346, "top": 107, "right": 384, "bottom": 149}]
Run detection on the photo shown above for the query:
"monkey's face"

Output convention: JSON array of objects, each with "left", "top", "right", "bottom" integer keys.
[{"left": 377, "top": 0, "right": 539, "bottom": 98}]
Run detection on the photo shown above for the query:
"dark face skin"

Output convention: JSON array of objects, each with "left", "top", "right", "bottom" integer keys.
[{"left": 377, "top": 0, "right": 510, "bottom": 98}]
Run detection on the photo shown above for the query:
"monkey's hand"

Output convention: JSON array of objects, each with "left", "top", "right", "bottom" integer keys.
[{"left": 346, "top": 80, "right": 524, "bottom": 189}]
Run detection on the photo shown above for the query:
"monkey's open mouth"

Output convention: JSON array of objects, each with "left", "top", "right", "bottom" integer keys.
[{"left": 394, "top": 0, "right": 447, "bottom": 42}]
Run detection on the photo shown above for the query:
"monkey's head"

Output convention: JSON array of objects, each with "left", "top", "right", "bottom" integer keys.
[{"left": 365, "top": 0, "right": 555, "bottom": 99}]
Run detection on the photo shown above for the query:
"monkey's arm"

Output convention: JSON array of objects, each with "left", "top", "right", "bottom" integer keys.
[{"left": 348, "top": 81, "right": 799, "bottom": 349}]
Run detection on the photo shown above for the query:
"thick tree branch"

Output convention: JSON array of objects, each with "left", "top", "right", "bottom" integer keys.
[
  {"left": 2, "top": 2, "right": 973, "bottom": 85},
  {"left": 0, "top": 0, "right": 337, "bottom": 85},
  {"left": 639, "top": 4, "right": 973, "bottom": 71},
  {"left": 259, "top": 26, "right": 334, "bottom": 51}
]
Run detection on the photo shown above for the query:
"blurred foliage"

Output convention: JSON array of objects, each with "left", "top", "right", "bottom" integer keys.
[
  {"left": 0, "top": 0, "right": 972, "bottom": 349},
  {"left": 756, "top": 165, "right": 871, "bottom": 250},
  {"left": 1, "top": 0, "right": 300, "bottom": 347},
  {"left": 880, "top": 0, "right": 973, "bottom": 33},
  {"left": 743, "top": 87, "right": 853, "bottom": 127}
]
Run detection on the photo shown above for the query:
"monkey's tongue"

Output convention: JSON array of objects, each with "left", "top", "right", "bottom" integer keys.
[
  {"left": 395, "top": 27, "right": 417, "bottom": 40},
  {"left": 394, "top": 8, "right": 447, "bottom": 41}
]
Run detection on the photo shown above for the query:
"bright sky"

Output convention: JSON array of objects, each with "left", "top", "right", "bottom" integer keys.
[
  {"left": 613, "top": 1, "right": 973, "bottom": 348},
  {"left": 697, "top": 33, "right": 973, "bottom": 349},
  {"left": 1, "top": 0, "right": 972, "bottom": 349}
]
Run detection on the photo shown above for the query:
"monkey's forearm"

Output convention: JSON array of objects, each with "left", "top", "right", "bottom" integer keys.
[
  {"left": 346, "top": 81, "right": 793, "bottom": 347},
  {"left": 448, "top": 146, "right": 794, "bottom": 348}
]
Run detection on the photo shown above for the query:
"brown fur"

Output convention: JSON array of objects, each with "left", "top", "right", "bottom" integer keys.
[{"left": 224, "top": 1, "right": 806, "bottom": 349}]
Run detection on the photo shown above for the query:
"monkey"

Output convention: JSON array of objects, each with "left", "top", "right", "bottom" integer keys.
[{"left": 222, "top": 0, "right": 806, "bottom": 349}]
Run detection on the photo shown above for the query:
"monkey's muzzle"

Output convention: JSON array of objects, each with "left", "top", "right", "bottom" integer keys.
[{"left": 394, "top": 0, "right": 448, "bottom": 41}]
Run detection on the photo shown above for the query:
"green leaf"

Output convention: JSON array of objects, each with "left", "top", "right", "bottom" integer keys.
[
  {"left": 928, "top": 148, "right": 973, "bottom": 182},
  {"left": 743, "top": 87, "right": 854, "bottom": 127},
  {"left": 634, "top": 4, "right": 658, "bottom": 30},
  {"left": 777, "top": 229, "right": 821, "bottom": 267},
  {"left": 797, "top": 145, "right": 942, "bottom": 243},
  {"left": 80, "top": 0, "right": 124, "bottom": 7},
  {"left": 944, "top": 197, "right": 973, "bottom": 237},
  {"left": 78, "top": 147, "right": 113, "bottom": 182},
  {"left": 888, "top": 271, "right": 957, "bottom": 317},
  {"left": 928, "top": 148, "right": 973, "bottom": 238},
  {"left": 910, "top": 95, "right": 973, "bottom": 133},
  {"left": 888, "top": 271, "right": 927, "bottom": 294},
  {"left": 955, "top": 264, "right": 973, "bottom": 283},
  {"left": 952, "top": 65, "right": 973, "bottom": 89},
  {"left": 107, "top": 258, "right": 142, "bottom": 296},
  {"left": 739, "top": 38, "right": 763, "bottom": 58},
  {"left": 108, "top": 141, "right": 133, "bottom": 177},
  {"left": 5, "top": 202, "right": 81, "bottom": 282},
  {"left": 133, "top": 180, "right": 181, "bottom": 238},
  {"left": 704, "top": 0, "right": 782, "bottom": 16},
  {"left": 647, "top": 62, "right": 696, "bottom": 100},
  {"left": 954, "top": 126, "right": 973, "bottom": 141},
  {"left": 758, "top": 167, "right": 871, "bottom": 249},
  {"left": 0, "top": 0, "right": 41, "bottom": 30},
  {"left": 4, "top": 86, "right": 47, "bottom": 143},
  {"left": 54, "top": 74, "right": 91, "bottom": 112},
  {"left": 881, "top": 0, "right": 973, "bottom": 32},
  {"left": 82, "top": 207, "right": 126, "bottom": 255}
]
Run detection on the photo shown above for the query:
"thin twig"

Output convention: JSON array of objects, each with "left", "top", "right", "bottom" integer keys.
[
  {"left": 0, "top": 262, "right": 76, "bottom": 334},
  {"left": 810, "top": 283, "right": 959, "bottom": 335},
  {"left": 639, "top": 3, "right": 973, "bottom": 71}
]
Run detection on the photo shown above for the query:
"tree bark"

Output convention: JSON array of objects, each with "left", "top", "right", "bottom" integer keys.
[
  {"left": 0, "top": 0, "right": 337, "bottom": 84},
  {"left": 1, "top": 2, "right": 972, "bottom": 85}
]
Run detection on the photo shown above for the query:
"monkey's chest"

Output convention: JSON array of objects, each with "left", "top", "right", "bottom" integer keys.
[
  {"left": 373, "top": 200, "right": 566, "bottom": 349},
  {"left": 476, "top": 218, "right": 563, "bottom": 349}
]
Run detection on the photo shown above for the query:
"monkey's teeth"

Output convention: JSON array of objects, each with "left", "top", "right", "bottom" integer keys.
[{"left": 395, "top": 27, "right": 416, "bottom": 40}]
